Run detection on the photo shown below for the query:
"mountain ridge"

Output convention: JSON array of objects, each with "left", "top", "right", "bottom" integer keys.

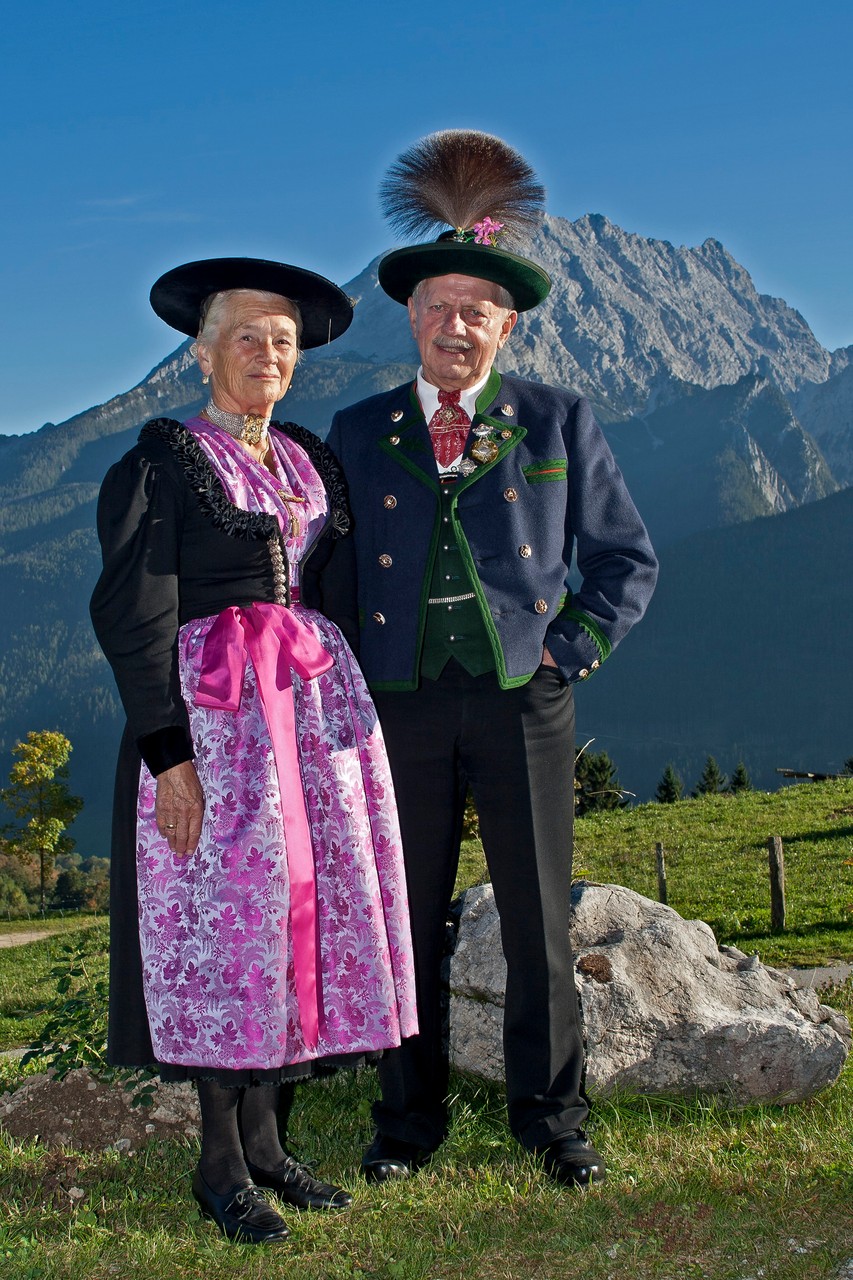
[{"left": 324, "top": 213, "right": 848, "bottom": 417}]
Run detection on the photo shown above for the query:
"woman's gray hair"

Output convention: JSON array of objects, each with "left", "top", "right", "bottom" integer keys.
[{"left": 197, "top": 289, "right": 304, "bottom": 349}]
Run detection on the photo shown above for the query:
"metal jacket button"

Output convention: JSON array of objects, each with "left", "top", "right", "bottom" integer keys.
[
  {"left": 504, "top": 487, "right": 518, "bottom": 502},
  {"left": 379, "top": 554, "right": 392, "bottom": 567},
  {"left": 389, "top": 435, "right": 400, "bottom": 445},
  {"left": 519, "top": 544, "right": 532, "bottom": 558},
  {"left": 391, "top": 410, "right": 403, "bottom": 422},
  {"left": 534, "top": 599, "right": 548, "bottom": 614},
  {"left": 383, "top": 495, "right": 397, "bottom": 509},
  {"left": 373, "top": 612, "right": 386, "bottom": 624}
]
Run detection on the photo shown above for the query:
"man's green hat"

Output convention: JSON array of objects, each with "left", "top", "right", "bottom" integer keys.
[{"left": 376, "top": 130, "right": 552, "bottom": 313}]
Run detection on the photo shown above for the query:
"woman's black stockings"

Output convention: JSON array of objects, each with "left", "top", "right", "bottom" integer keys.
[{"left": 196, "top": 1080, "right": 296, "bottom": 1192}]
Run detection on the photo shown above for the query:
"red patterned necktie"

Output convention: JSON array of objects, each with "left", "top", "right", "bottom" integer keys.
[{"left": 428, "top": 389, "right": 471, "bottom": 468}]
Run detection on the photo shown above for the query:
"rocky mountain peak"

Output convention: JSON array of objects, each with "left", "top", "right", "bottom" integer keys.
[{"left": 324, "top": 213, "right": 839, "bottom": 420}]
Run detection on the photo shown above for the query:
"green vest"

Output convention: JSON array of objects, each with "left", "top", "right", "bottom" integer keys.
[{"left": 420, "top": 481, "right": 496, "bottom": 679}]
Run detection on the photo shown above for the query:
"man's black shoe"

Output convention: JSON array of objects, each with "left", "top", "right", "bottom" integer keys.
[
  {"left": 540, "top": 1131, "right": 605, "bottom": 1187},
  {"left": 361, "top": 1133, "right": 428, "bottom": 1183},
  {"left": 191, "top": 1167, "right": 290, "bottom": 1243},
  {"left": 246, "top": 1155, "right": 352, "bottom": 1211}
]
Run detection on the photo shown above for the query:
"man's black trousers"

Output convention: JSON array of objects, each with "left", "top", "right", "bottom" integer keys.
[{"left": 371, "top": 659, "right": 589, "bottom": 1153}]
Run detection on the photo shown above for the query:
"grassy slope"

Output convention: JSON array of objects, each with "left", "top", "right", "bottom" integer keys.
[
  {"left": 2, "top": 782, "right": 849, "bottom": 1054},
  {"left": 458, "top": 777, "right": 853, "bottom": 968},
  {"left": 573, "top": 778, "right": 853, "bottom": 967},
  {"left": 0, "top": 918, "right": 107, "bottom": 1050}
]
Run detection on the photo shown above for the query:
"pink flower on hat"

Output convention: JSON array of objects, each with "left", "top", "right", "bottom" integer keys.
[{"left": 472, "top": 217, "right": 505, "bottom": 246}]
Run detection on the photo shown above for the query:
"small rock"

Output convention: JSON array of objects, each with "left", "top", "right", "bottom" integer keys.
[{"left": 577, "top": 953, "right": 613, "bottom": 983}]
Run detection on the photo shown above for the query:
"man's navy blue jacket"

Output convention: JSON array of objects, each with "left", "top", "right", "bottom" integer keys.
[{"left": 322, "top": 369, "right": 658, "bottom": 690}]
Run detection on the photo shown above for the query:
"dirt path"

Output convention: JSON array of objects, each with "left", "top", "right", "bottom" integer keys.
[
  {"left": 0, "top": 930, "right": 54, "bottom": 948},
  {"left": 786, "top": 961, "right": 853, "bottom": 989}
]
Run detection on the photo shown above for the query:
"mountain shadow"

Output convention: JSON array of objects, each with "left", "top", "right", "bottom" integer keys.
[{"left": 575, "top": 484, "right": 853, "bottom": 801}]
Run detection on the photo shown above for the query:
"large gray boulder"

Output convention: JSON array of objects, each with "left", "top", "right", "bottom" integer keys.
[{"left": 449, "top": 881, "right": 851, "bottom": 1104}]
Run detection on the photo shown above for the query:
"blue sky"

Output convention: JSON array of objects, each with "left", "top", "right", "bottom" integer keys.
[{"left": 1, "top": 0, "right": 850, "bottom": 435}]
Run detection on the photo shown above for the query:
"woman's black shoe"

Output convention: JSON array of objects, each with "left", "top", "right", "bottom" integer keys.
[
  {"left": 246, "top": 1155, "right": 353, "bottom": 1211},
  {"left": 191, "top": 1167, "right": 290, "bottom": 1243}
]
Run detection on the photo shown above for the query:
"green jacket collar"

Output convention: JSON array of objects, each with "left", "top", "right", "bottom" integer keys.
[{"left": 377, "top": 368, "right": 525, "bottom": 491}]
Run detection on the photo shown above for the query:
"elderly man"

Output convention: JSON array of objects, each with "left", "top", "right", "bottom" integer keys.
[{"left": 323, "top": 131, "right": 658, "bottom": 1187}]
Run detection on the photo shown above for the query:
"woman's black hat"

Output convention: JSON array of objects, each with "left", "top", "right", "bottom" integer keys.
[{"left": 150, "top": 257, "right": 353, "bottom": 348}]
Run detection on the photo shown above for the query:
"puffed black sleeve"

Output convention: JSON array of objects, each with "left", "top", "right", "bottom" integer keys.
[{"left": 90, "top": 441, "right": 194, "bottom": 775}]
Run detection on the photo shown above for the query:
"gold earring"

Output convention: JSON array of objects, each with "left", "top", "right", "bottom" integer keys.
[{"left": 202, "top": 374, "right": 209, "bottom": 385}]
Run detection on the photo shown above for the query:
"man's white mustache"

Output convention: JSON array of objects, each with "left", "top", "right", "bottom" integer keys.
[{"left": 434, "top": 339, "right": 473, "bottom": 352}]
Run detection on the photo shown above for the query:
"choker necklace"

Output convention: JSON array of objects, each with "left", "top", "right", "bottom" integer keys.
[{"left": 201, "top": 400, "right": 270, "bottom": 447}]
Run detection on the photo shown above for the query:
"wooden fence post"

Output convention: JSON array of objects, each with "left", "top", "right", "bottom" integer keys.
[
  {"left": 655, "top": 842, "right": 668, "bottom": 905},
  {"left": 767, "top": 835, "right": 786, "bottom": 932}
]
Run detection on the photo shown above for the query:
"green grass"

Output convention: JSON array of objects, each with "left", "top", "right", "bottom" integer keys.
[
  {"left": 2, "top": 1016, "right": 853, "bottom": 1279},
  {"left": 458, "top": 778, "right": 853, "bottom": 969},
  {"left": 574, "top": 779, "right": 853, "bottom": 967},
  {"left": 0, "top": 914, "right": 106, "bottom": 937},
  {"left": 0, "top": 920, "right": 108, "bottom": 1051},
  {"left": 1, "top": 785, "right": 853, "bottom": 1275}
]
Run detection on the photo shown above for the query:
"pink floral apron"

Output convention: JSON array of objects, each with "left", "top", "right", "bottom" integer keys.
[{"left": 134, "top": 420, "right": 417, "bottom": 1069}]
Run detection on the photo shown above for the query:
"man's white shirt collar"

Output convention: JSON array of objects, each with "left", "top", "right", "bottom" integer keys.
[{"left": 415, "top": 368, "right": 491, "bottom": 426}]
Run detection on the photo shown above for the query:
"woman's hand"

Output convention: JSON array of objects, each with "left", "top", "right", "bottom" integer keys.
[{"left": 155, "top": 761, "right": 205, "bottom": 856}]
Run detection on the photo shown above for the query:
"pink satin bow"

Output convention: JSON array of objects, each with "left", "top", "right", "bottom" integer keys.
[{"left": 195, "top": 603, "right": 334, "bottom": 1051}]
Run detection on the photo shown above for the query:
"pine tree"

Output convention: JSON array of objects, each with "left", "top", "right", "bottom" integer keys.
[
  {"left": 575, "top": 749, "right": 625, "bottom": 816},
  {"left": 693, "top": 755, "right": 727, "bottom": 797},
  {"left": 1, "top": 730, "right": 83, "bottom": 912},
  {"left": 655, "top": 763, "right": 684, "bottom": 803},
  {"left": 728, "top": 761, "right": 752, "bottom": 793},
  {"left": 52, "top": 868, "right": 88, "bottom": 911}
]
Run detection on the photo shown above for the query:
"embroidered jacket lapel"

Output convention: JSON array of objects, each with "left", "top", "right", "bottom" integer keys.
[{"left": 453, "top": 371, "right": 527, "bottom": 495}]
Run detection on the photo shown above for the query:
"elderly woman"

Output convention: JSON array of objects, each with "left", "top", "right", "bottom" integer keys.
[{"left": 90, "top": 258, "right": 417, "bottom": 1245}]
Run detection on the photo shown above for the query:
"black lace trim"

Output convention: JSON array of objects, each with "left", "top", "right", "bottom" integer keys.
[
  {"left": 138, "top": 417, "right": 351, "bottom": 540},
  {"left": 139, "top": 418, "right": 280, "bottom": 542},
  {"left": 274, "top": 421, "right": 351, "bottom": 538}
]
